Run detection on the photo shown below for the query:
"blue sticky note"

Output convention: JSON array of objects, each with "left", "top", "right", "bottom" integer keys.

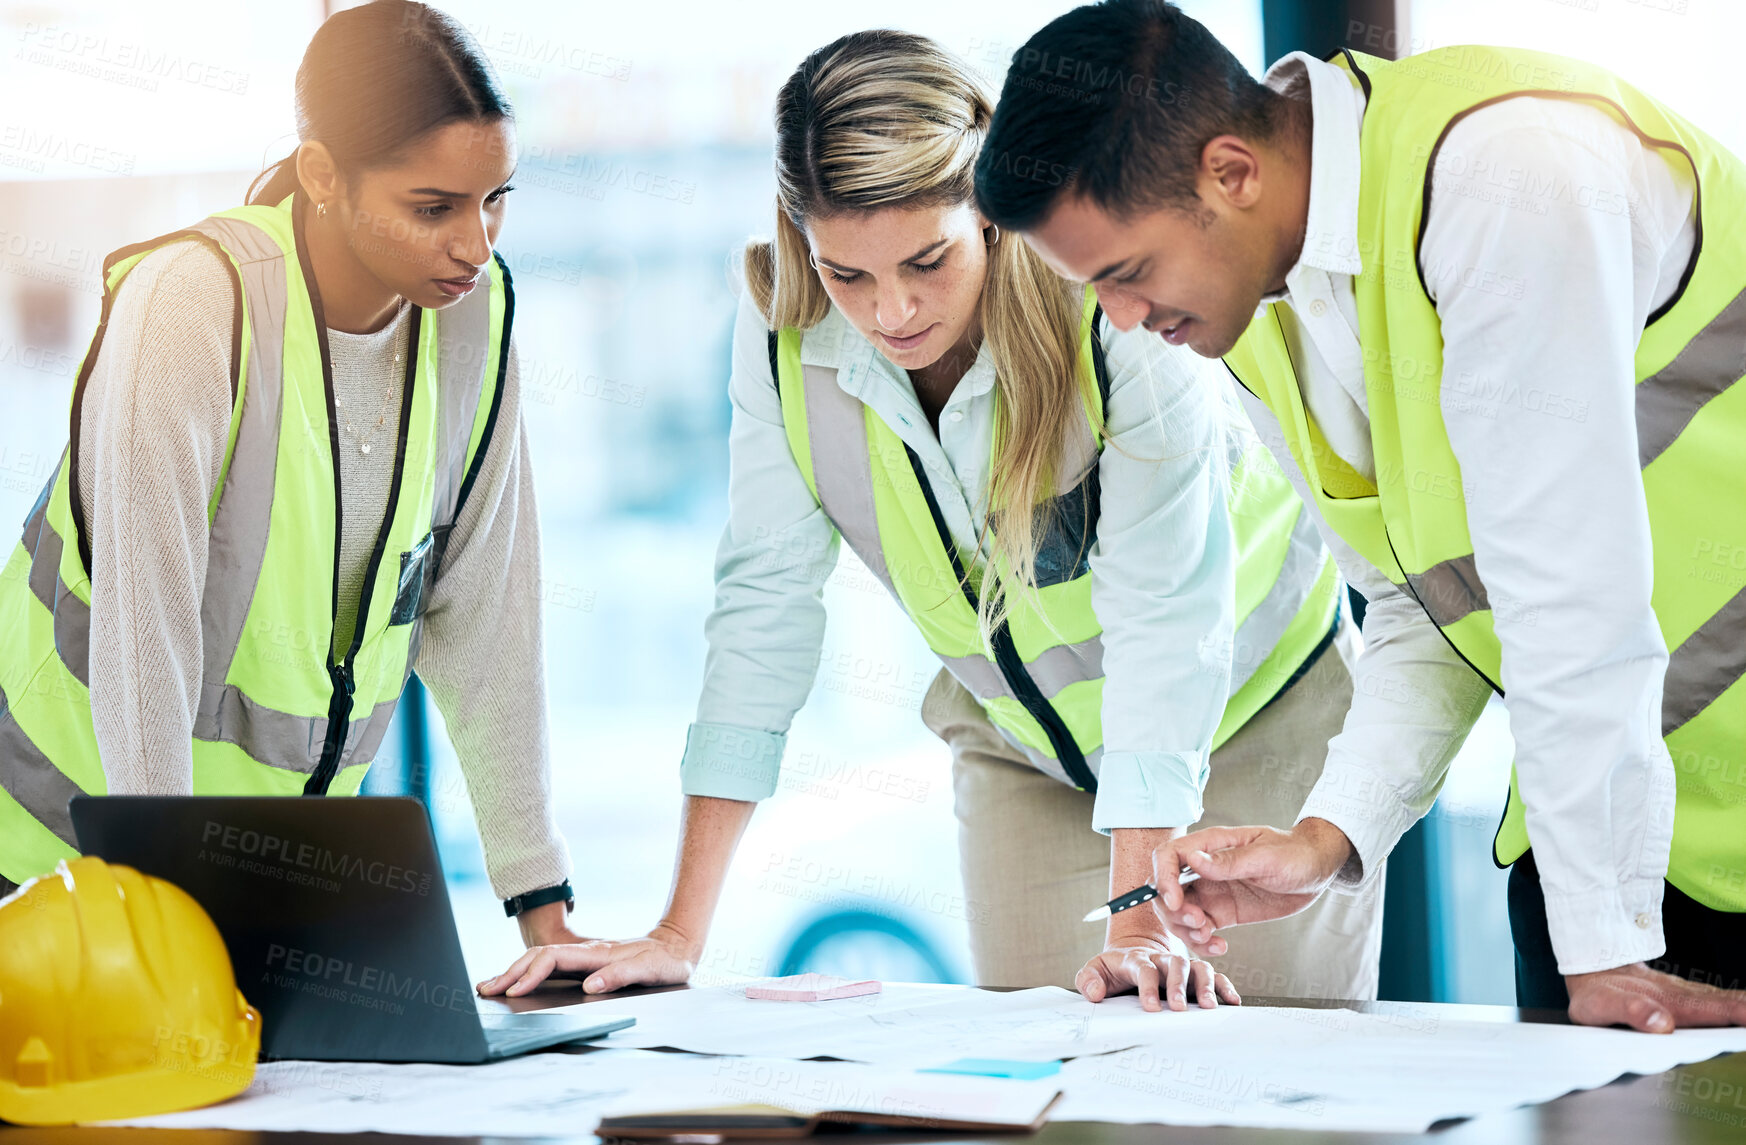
[{"left": 920, "top": 1058, "right": 1062, "bottom": 1080}]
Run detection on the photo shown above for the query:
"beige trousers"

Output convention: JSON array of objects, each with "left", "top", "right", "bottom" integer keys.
[{"left": 923, "top": 628, "right": 1384, "bottom": 1001}]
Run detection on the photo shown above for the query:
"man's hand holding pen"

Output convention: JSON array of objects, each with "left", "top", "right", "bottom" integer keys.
[{"left": 1148, "top": 818, "right": 1356, "bottom": 948}]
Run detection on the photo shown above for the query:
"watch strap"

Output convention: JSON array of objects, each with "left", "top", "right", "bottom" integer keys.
[{"left": 503, "top": 879, "right": 574, "bottom": 917}]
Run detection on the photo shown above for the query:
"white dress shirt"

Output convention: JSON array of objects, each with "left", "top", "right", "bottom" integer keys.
[
  {"left": 681, "top": 283, "right": 1253, "bottom": 832},
  {"left": 1242, "top": 52, "right": 1696, "bottom": 974}
]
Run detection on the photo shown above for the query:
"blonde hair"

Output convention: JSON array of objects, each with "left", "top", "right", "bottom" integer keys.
[{"left": 745, "top": 30, "right": 1089, "bottom": 642}]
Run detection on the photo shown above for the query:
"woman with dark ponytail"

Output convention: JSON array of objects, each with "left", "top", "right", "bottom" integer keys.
[{"left": 0, "top": 1, "right": 581, "bottom": 945}]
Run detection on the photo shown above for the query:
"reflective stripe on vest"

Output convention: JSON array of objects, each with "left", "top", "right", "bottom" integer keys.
[
  {"left": 0, "top": 195, "right": 510, "bottom": 884},
  {"left": 1223, "top": 46, "right": 1746, "bottom": 912},
  {"left": 776, "top": 292, "right": 1339, "bottom": 792}
]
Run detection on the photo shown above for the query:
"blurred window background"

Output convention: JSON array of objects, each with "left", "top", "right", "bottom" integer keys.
[{"left": 2, "top": 0, "right": 1731, "bottom": 1002}]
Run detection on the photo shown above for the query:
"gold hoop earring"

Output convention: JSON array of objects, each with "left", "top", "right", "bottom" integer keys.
[
  {"left": 316, "top": 201, "right": 328, "bottom": 218},
  {"left": 984, "top": 224, "right": 1001, "bottom": 246}
]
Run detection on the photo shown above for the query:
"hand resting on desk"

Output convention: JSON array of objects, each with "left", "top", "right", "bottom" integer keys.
[
  {"left": 1077, "top": 931, "right": 1242, "bottom": 1012},
  {"left": 477, "top": 923, "right": 699, "bottom": 997},
  {"left": 481, "top": 796, "right": 749, "bottom": 998}
]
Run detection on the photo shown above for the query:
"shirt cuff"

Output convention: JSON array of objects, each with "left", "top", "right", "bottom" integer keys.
[
  {"left": 679, "top": 722, "right": 785, "bottom": 802},
  {"left": 1296, "top": 756, "right": 1426, "bottom": 892},
  {"left": 1091, "top": 750, "right": 1208, "bottom": 834},
  {"left": 1544, "top": 880, "right": 1667, "bottom": 975}
]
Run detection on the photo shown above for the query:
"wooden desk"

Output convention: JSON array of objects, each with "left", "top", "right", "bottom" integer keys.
[{"left": 6, "top": 985, "right": 1744, "bottom": 1144}]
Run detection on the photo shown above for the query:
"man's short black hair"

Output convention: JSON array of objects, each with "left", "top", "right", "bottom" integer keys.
[{"left": 976, "top": 0, "right": 1284, "bottom": 230}]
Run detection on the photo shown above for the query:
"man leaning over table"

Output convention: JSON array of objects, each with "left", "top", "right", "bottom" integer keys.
[{"left": 974, "top": 0, "right": 1746, "bottom": 1033}]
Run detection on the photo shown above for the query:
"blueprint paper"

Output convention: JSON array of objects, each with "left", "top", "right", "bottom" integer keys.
[
  {"left": 1052, "top": 998, "right": 1746, "bottom": 1132},
  {"left": 745, "top": 972, "right": 883, "bottom": 1001},
  {"left": 95, "top": 990, "right": 1746, "bottom": 1136},
  {"left": 582, "top": 983, "right": 1144, "bottom": 1066},
  {"left": 94, "top": 1050, "right": 1060, "bottom": 1136},
  {"left": 584, "top": 985, "right": 1746, "bottom": 1132}
]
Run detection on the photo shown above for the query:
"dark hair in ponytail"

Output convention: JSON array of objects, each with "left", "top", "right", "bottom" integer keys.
[{"left": 248, "top": 0, "right": 512, "bottom": 206}]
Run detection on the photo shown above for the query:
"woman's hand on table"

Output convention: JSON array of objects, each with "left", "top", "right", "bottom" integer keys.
[
  {"left": 477, "top": 923, "right": 701, "bottom": 997},
  {"left": 1076, "top": 926, "right": 1241, "bottom": 1012}
]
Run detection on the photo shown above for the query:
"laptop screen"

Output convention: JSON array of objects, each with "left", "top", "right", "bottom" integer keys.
[{"left": 72, "top": 795, "right": 491, "bottom": 1063}]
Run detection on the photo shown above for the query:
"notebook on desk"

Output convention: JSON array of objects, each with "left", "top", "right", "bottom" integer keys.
[{"left": 597, "top": 1091, "right": 1063, "bottom": 1139}]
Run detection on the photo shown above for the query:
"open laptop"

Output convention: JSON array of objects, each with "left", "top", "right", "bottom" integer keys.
[{"left": 71, "top": 795, "right": 632, "bottom": 1064}]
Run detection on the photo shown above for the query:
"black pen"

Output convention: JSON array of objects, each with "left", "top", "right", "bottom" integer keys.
[{"left": 1081, "top": 868, "right": 1201, "bottom": 923}]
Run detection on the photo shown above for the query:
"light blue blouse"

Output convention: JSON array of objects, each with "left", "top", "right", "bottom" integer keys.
[{"left": 679, "top": 285, "right": 1246, "bottom": 832}]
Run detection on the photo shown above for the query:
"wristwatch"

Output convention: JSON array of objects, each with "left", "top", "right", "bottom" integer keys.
[{"left": 502, "top": 879, "right": 574, "bottom": 918}]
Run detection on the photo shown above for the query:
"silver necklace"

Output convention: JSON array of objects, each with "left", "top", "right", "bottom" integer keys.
[{"left": 333, "top": 346, "right": 403, "bottom": 456}]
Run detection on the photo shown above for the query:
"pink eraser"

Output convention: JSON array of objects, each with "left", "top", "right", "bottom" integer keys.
[{"left": 745, "top": 973, "right": 883, "bottom": 1001}]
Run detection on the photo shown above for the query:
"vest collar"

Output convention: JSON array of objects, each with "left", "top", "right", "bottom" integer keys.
[{"left": 1260, "top": 50, "right": 1367, "bottom": 306}]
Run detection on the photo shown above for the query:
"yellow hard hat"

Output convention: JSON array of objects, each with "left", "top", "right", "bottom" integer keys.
[{"left": 0, "top": 856, "right": 261, "bottom": 1126}]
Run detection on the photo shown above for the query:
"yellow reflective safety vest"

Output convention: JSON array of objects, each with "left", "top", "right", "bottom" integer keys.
[
  {"left": 1224, "top": 47, "right": 1746, "bottom": 912},
  {"left": 0, "top": 193, "right": 512, "bottom": 885},
  {"left": 774, "top": 292, "right": 1341, "bottom": 792}
]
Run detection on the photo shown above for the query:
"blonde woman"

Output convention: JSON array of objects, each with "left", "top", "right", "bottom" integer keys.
[{"left": 482, "top": 31, "right": 1382, "bottom": 1008}]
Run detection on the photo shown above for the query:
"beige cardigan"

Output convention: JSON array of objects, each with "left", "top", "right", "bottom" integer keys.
[{"left": 74, "top": 238, "right": 569, "bottom": 899}]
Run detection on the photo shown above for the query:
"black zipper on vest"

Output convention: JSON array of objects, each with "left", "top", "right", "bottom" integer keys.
[
  {"left": 294, "top": 194, "right": 422, "bottom": 796},
  {"left": 902, "top": 445, "right": 1098, "bottom": 793}
]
